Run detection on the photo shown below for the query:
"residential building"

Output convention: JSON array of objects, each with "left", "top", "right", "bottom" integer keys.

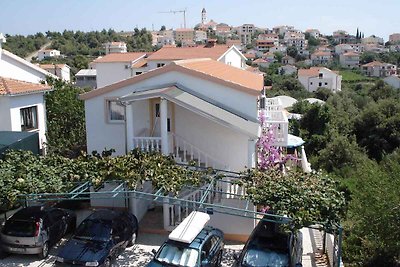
[
  {"left": 389, "top": 33, "right": 400, "bottom": 44},
  {"left": 269, "top": 44, "right": 287, "bottom": 54},
  {"left": 384, "top": 75, "right": 400, "bottom": 89},
  {"left": 298, "top": 67, "right": 342, "bottom": 92},
  {"left": 215, "top": 23, "right": 231, "bottom": 37},
  {"left": 262, "top": 52, "right": 275, "bottom": 62},
  {"left": 157, "top": 30, "right": 176, "bottom": 47},
  {"left": 334, "top": 44, "right": 354, "bottom": 55},
  {"left": 362, "top": 61, "right": 397, "bottom": 77},
  {"left": 305, "top": 29, "right": 320, "bottom": 39},
  {"left": 273, "top": 25, "right": 294, "bottom": 36},
  {"left": 174, "top": 28, "right": 195, "bottom": 43},
  {"left": 363, "top": 44, "right": 389, "bottom": 53},
  {"left": 39, "top": 63, "right": 71, "bottom": 82},
  {"left": 389, "top": 44, "right": 400, "bottom": 52},
  {"left": 80, "top": 58, "right": 263, "bottom": 171},
  {"left": 333, "top": 30, "right": 356, "bottom": 44},
  {"left": 310, "top": 51, "right": 333, "bottom": 65},
  {"left": 0, "top": 77, "right": 51, "bottom": 151},
  {"left": 318, "top": 37, "right": 329, "bottom": 45},
  {"left": 92, "top": 52, "right": 148, "bottom": 88},
  {"left": 316, "top": 45, "right": 333, "bottom": 53},
  {"left": 37, "top": 49, "right": 61, "bottom": 61},
  {"left": 349, "top": 43, "right": 365, "bottom": 53},
  {"left": 252, "top": 58, "right": 270, "bottom": 68},
  {"left": 104, "top": 42, "right": 127, "bottom": 54},
  {"left": 278, "top": 65, "right": 297, "bottom": 75},
  {"left": 195, "top": 30, "right": 207, "bottom": 43},
  {"left": 282, "top": 55, "right": 295, "bottom": 65},
  {"left": 238, "top": 24, "right": 255, "bottom": 45},
  {"left": 339, "top": 52, "right": 360, "bottom": 68},
  {"left": 146, "top": 45, "right": 247, "bottom": 70},
  {"left": 361, "top": 35, "right": 384, "bottom": 45},
  {"left": 283, "top": 32, "right": 308, "bottom": 55},
  {"left": 256, "top": 34, "right": 279, "bottom": 52},
  {"left": 226, "top": 39, "right": 242, "bottom": 50},
  {"left": 75, "top": 69, "right": 97, "bottom": 89}
]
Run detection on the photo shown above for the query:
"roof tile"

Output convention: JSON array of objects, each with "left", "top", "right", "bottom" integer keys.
[{"left": 0, "top": 77, "right": 51, "bottom": 95}]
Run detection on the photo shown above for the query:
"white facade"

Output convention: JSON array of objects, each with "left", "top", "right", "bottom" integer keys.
[
  {"left": 195, "top": 30, "right": 207, "bottom": 43},
  {"left": 284, "top": 32, "right": 308, "bottom": 53},
  {"left": 298, "top": 67, "right": 342, "bottom": 93},
  {"left": 339, "top": 52, "right": 360, "bottom": 68},
  {"left": 82, "top": 64, "right": 259, "bottom": 172},
  {"left": 306, "top": 29, "right": 320, "bottom": 39},
  {"left": 40, "top": 64, "right": 71, "bottom": 82},
  {"left": 0, "top": 92, "right": 47, "bottom": 150},
  {"left": 104, "top": 42, "right": 127, "bottom": 54},
  {"left": 361, "top": 35, "right": 384, "bottom": 45},
  {"left": 238, "top": 24, "right": 254, "bottom": 45},
  {"left": 334, "top": 44, "right": 354, "bottom": 55},
  {"left": 278, "top": 65, "right": 297, "bottom": 75},
  {"left": 37, "top": 49, "right": 61, "bottom": 61},
  {"left": 384, "top": 75, "right": 400, "bottom": 89}
]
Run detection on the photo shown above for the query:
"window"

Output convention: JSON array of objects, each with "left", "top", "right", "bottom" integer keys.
[
  {"left": 157, "top": 63, "right": 165, "bottom": 68},
  {"left": 135, "top": 72, "right": 142, "bottom": 75},
  {"left": 108, "top": 100, "right": 125, "bottom": 122},
  {"left": 20, "top": 106, "right": 38, "bottom": 131},
  {"left": 319, "top": 73, "right": 323, "bottom": 78},
  {"left": 325, "top": 82, "right": 328, "bottom": 85},
  {"left": 319, "top": 82, "right": 322, "bottom": 87},
  {"left": 155, "top": 103, "right": 160, "bottom": 117}
]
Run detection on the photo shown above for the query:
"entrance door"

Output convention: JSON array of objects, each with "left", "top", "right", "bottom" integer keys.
[{"left": 150, "top": 99, "right": 174, "bottom": 137}]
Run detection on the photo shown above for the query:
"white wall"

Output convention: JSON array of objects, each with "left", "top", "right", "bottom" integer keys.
[
  {"left": 8, "top": 93, "right": 47, "bottom": 148},
  {"left": 90, "top": 182, "right": 127, "bottom": 208},
  {"left": 85, "top": 71, "right": 258, "bottom": 167},
  {"left": 384, "top": 76, "right": 400, "bottom": 89},
  {"left": 219, "top": 49, "right": 245, "bottom": 69},
  {"left": 95, "top": 62, "right": 134, "bottom": 88},
  {"left": 0, "top": 53, "right": 48, "bottom": 83},
  {"left": 175, "top": 105, "right": 249, "bottom": 171},
  {"left": 0, "top": 97, "right": 12, "bottom": 130}
]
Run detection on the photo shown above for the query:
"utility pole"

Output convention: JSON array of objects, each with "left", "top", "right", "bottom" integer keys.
[{"left": 159, "top": 9, "right": 187, "bottom": 28}]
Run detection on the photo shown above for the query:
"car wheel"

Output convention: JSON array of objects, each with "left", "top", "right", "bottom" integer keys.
[
  {"left": 103, "top": 257, "right": 112, "bottom": 267},
  {"left": 216, "top": 250, "right": 223, "bottom": 266},
  {"left": 38, "top": 242, "right": 49, "bottom": 259},
  {"left": 127, "top": 231, "right": 137, "bottom": 247}
]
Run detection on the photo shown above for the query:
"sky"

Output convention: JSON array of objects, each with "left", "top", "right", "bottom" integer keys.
[{"left": 1, "top": 0, "right": 399, "bottom": 40}]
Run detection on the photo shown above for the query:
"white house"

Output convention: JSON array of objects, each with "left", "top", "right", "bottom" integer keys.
[
  {"left": 298, "top": 67, "right": 342, "bottom": 92},
  {"left": 269, "top": 44, "right": 287, "bottom": 54},
  {"left": 92, "top": 52, "right": 148, "bottom": 88},
  {"left": 146, "top": 44, "right": 247, "bottom": 70},
  {"left": 39, "top": 63, "right": 71, "bottom": 82},
  {"left": 334, "top": 44, "right": 354, "bottom": 55},
  {"left": 80, "top": 58, "right": 263, "bottom": 172},
  {"left": 310, "top": 51, "right": 333, "bottom": 65},
  {"left": 339, "top": 52, "right": 360, "bottom": 68},
  {"left": 37, "top": 49, "right": 61, "bottom": 61},
  {"left": 104, "top": 42, "right": 127, "bottom": 54},
  {"left": 384, "top": 75, "right": 400, "bottom": 89},
  {"left": 278, "top": 65, "right": 297, "bottom": 75},
  {"left": 362, "top": 61, "right": 397, "bottom": 77},
  {"left": 0, "top": 77, "right": 51, "bottom": 151},
  {"left": 194, "top": 30, "right": 207, "bottom": 43},
  {"left": 75, "top": 69, "right": 97, "bottom": 89},
  {"left": 305, "top": 29, "right": 320, "bottom": 39},
  {"left": 283, "top": 31, "right": 308, "bottom": 55},
  {"left": 256, "top": 34, "right": 279, "bottom": 52}
]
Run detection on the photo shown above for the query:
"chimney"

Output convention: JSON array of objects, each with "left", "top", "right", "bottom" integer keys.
[
  {"left": 206, "top": 38, "right": 217, "bottom": 47},
  {"left": 0, "top": 33, "right": 6, "bottom": 60}
]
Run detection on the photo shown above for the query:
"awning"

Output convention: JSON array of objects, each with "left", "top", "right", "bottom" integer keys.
[
  {"left": 119, "top": 85, "right": 259, "bottom": 138},
  {"left": 286, "top": 134, "right": 305, "bottom": 148}
]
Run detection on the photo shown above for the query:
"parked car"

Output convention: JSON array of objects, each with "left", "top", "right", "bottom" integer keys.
[
  {"left": 147, "top": 211, "right": 224, "bottom": 267},
  {"left": 0, "top": 205, "right": 76, "bottom": 259},
  {"left": 234, "top": 218, "right": 302, "bottom": 267},
  {"left": 55, "top": 209, "right": 138, "bottom": 267}
]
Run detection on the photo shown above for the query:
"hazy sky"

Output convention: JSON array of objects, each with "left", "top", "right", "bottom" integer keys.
[{"left": 1, "top": 0, "right": 399, "bottom": 40}]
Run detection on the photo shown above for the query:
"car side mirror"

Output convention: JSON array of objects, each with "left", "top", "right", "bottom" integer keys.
[{"left": 152, "top": 249, "right": 157, "bottom": 255}]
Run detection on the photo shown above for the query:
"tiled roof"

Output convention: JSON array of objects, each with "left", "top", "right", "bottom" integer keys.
[
  {"left": 0, "top": 77, "right": 51, "bottom": 95},
  {"left": 298, "top": 67, "right": 338, "bottom": 77},
  {"left": 243, "top": 53, "right": 256, "bottom": 59},
  {"left": 76, "top": 69, "right": 97, "bottom": 76},
  {"left": 342, "top": 51, "right": 359, "bottom": 56},
  {"left": 362, "top": 61, "right": 385, "bottom": 67},
  {"left": 175, "top": 28, "right": 195, "bottom": 32},
  {"left": 174, "top": 58, "right": 263, "bottom": 92},
  {"left": 93, "top": 52, "right": 147, "bottom": 63},
  {"left": 131, "top": 58, "right": 148, "bottom": 68},
  {"left": 312, "top": 51, "right": 331, "bottom": 56},
  {"left": 147, "top": 45, "right": 231, "bottom": 61},
  {"left": 253, "top": 58, "right": 268, "bottom": 63}
]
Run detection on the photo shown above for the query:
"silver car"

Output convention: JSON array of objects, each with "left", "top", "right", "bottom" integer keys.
[{"left": 0, "top": 206, "right": 76, "bottom": 259}]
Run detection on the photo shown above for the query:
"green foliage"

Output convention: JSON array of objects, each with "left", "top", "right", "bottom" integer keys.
[
  {"left": 314, "top": 87, "right": 333, "bottom": 101},
  {"left": 2, "top": 33, "right": 48, "bottom": 58},
  {"left": 342, "top": 154, "right": 400, "bottom": 266},
  {"left": 0, "top": 149, "right": 205, "bottom": 210},
  {"left": 360, "top": 52, "right": 377, "bottom": 64},
  {"left": 339, "top": 70, "right": 374, "bottom": 83},
  {"left": 238, "top": 168, "right": 346, "bottom": 229},
  {"left": 287, "top": 46, "right": 298, "bottom": 58},
  {"left": 45, "top": 77, "right": 87, "bottom": 157}
]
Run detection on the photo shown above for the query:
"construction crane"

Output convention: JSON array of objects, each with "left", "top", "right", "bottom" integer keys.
[{"left": 159, "top": 9, "right": 187, "bottom": 29}]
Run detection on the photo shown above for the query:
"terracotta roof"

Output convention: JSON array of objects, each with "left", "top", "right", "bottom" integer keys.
[
  {"left": 243, "top": 53, "right": 256, "bottom": 59},
  {"left": 253, "top": 58, "right": 268, "bottom": 63},
  {"left": 175, "top": 28, "right": 195, "bottom": 32},
  {"left": 362, "top": 61, "right": 385, "bottom": 67},
  {"left": 312, "top": 51, "right": 331, "bottom": 56},
  {"left": 342, "top": 51, "right": 359, "bottom": 56},
  {"left": 93, "top": 52, "right": 147, "bottom": 63},
  {"left": 174, "top": 59, "right": 263, "bottom": 92},
  {"left": 0, "top": 77, "right": 51, "bottom": 95},
  {"left": 147, "top": 45, "right": 231, "bottom": 61},
  {"left": 298, "top": 67, "right": 338, "bottom": 77},
  {"left": 131, "top": 58, "right": 148, "bottom": 68},
  {"left": 80, "top": 58, "right": 263, "bottom": 100}
]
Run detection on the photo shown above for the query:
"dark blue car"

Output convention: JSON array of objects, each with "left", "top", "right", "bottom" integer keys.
[
  {"left": 55, "top": 209, "right": 138, "bottom": 267},
  {"left": 234, "top": 219, "right": 302, "bottom": 267}
]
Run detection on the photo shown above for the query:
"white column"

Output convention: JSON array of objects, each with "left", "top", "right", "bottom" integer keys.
[
  {"left": 248, "top": 139, "right": 257, "bottom": 168},
  {"left": 126, "top": 103, "right": 134, "bottom": 152},
  {"left": 160, "top": 98, "right": 169, "bottom": 155}
]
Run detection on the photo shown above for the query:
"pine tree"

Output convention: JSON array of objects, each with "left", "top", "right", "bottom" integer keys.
[{"left": 356, "top": 28, "right": 359, "bottom": 39}]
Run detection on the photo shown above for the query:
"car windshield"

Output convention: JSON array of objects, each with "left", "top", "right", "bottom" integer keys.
[
  {"left": 74, "top": 219, "right": 111, "bottom": 242},
  {"left": 242, "top": 248, "right": 289, "bottom": 267},
  {"left": 2, "top": 220, "right": 36, "bottom": 237},
  {"left": 155, "top": 243, "right": 199, "bottom": 267}
]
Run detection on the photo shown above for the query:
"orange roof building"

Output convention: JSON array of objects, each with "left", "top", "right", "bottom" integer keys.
[{"left": 0, "top": 77, "right": 51, "bottom": 95}]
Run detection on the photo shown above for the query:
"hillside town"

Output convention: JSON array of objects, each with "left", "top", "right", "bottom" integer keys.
[{"left": 0, "top": 4, "right": 400, "bottom": 267}]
